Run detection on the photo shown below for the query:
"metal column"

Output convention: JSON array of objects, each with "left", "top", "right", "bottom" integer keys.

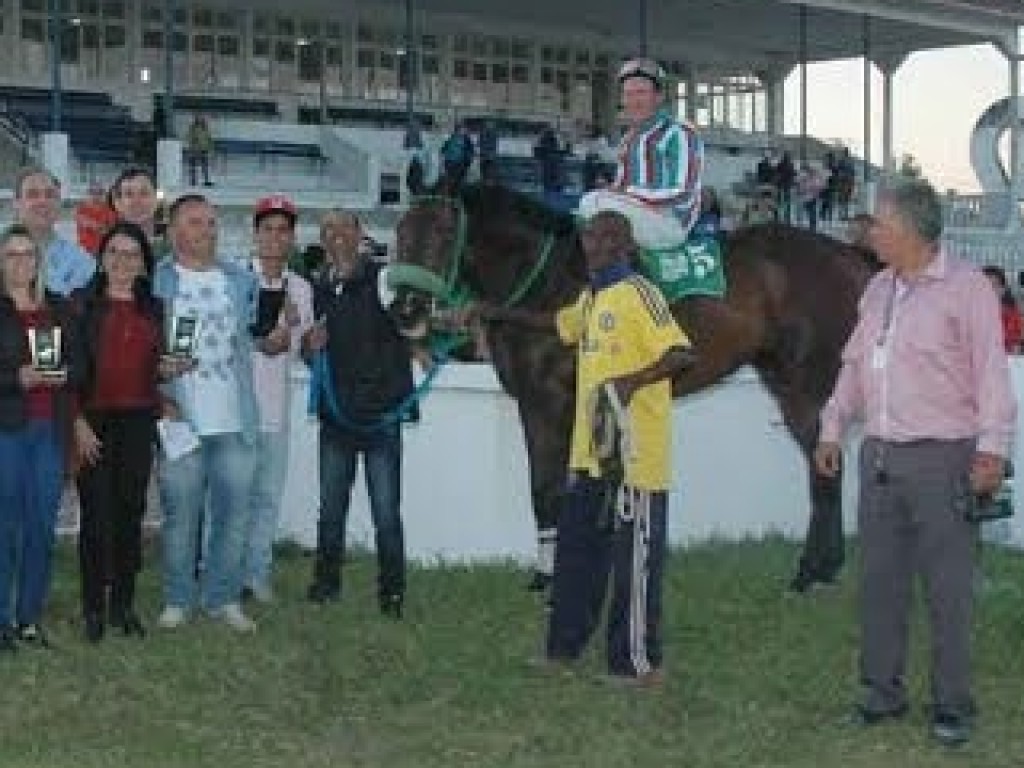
[
  {"left": 48, "top": 0, "right": 62, "bottom": 132},
  {"left": 862, "top": 16, "right": 872, "bottom": 185},
  {"left": 164, "top": 0, "right": 176, "bottom": 138},
  {"left": 799, "top": 5, "right": 808, "bottom": 164},
  {"left": 1009, "top": 48, "right": 1021, "bottom": 230},
  {"left": 404, "top": 0, "right": 416, "bottom": 129}
]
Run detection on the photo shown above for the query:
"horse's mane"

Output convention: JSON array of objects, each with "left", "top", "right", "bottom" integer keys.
[{"left": 457, "top": 183, "right": 579, "bottom": 237}]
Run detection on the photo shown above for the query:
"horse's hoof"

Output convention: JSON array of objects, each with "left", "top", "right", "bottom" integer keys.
[{"left": 526, "top": 571, "right": 552, "bottom": 592}]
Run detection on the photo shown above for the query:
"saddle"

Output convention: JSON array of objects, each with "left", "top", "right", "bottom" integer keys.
[{"left": 635, "top": 234, "right": 726, "bottom": 302}]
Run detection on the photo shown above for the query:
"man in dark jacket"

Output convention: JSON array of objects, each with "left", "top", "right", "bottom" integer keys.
[{"left": 301, "top": 211, "right": 415, "bottom": 618}]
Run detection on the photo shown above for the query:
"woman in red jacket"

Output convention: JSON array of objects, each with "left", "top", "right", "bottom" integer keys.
[
  {"left": 983, "top": 266, "right": 1022, "bottom": 354},
  {"left": 73, "top": 221, "right": 166, "bottom": 642}
]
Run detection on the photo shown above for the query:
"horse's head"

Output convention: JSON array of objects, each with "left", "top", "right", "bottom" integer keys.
[{"left": 390, "top": 194, "right": 466, "bottom": 339}]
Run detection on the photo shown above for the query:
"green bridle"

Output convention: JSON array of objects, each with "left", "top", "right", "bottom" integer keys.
[{"left": 388, "top": 194, "right": 556, "bottom": 312}]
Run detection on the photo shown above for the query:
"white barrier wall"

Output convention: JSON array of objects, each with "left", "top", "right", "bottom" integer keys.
[{"left": 281, "top": 359, "right": 1024, "bottom": 563}]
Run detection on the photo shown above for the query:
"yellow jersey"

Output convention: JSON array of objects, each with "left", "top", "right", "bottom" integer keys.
[{"left": 556, "top": 274, "right": 690, "bottom": 490}]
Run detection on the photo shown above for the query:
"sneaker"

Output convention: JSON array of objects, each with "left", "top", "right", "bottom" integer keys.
[
  {"left": 209, "top": 603, "right": 256, "bottom": 633},
  {"left": 242, "top": 586, "right": 274, "bottom": 604},
  {"left": 157, "top": 605, "right": 189, "bottom": 629},
  {"left": 931, "top": 713, "right": 972, "bottom": 747},
  {"left": 16, "top": 623, "right": 50, "bottom": 649}
]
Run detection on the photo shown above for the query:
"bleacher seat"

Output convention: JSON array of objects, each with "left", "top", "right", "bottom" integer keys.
[
  {"left": 0, "top": 85, "right": 145, "bottom": 168},
  {"left": 213, "top": 138, "right": 325, "bottom": 171},
  {"left": 299, "top": 105, "right": 435, "bottom": 130},
  {"left": 157, "top": 94, "right": 279, "bottom": 119}
]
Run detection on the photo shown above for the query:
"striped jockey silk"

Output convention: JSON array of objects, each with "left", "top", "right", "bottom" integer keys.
[{"left": 614, "top": 108, "right": 704, "bottom": 231}]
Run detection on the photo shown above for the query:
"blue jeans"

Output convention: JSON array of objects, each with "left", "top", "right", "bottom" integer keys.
[
  {"left": 0, "top": 420, "right": 64, "bottom": 627},
  {"left": 241, "top": 430, "right": 289, "bottom": 594},
  {"left": 159, "top": 432, "right": 255, "bottom": 611},
  {"left": 318, "top": 423, "right": 405, "bottom": 597}
]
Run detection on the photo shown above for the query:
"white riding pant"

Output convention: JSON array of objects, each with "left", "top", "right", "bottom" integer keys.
[{"left": 577, "top": 189, "right": 687, "bottom": 250}]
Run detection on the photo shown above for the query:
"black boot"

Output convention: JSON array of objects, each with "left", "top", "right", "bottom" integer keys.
[
  {"left": 111, "top": 576, "right": 146, "bottom": 638},
  {"left": 306, "top": 554, "right": 341, "bottom": 603}
]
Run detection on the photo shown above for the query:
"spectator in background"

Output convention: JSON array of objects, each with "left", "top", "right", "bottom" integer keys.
[
  {"left": 0, "top": 224, "right": 82, "bottom": 651},
  {"left": 796, "top": 162, "right": 824, "bottom": 233},
  {"left": 73, "top": 221, "right": 169, "bottom": 643},
  {"left": 241, "top": 196, "right": 314, "bottom": 603},
  {"left": 982, "top": 265, "right": 1022, "bottom": 354},
  {"left": 13, "top": 166, "right": 96, "bottom": 297},
  {"left": 108, "top": 167, "right": 166, "bottom": 255},
  {"left": 440, "top": 121, "right": 474, "bottom": 189},
  {"left": 821, "top": 152, "right": 837, "bottom": 223},
  {"left": 478, "top": 120, "right": 499, "bottom": 184},
  {"left": 186, "top": 114, "right": 214, "bottom": 188},
  {"left": 75, "top": 181, "right": 116, "bottom": 257},
  {"left": 534, "top": 125, "right": 563, "bottom": 199},
  {"left": 836, "top": 147, "right": 856, "bottom": 220},
  {"left": 693, "top": 187, "right": 724, "bottom": 240},
  {"left": 755, "top": 152, "right": 775, "bottom": 185},
  {"left": 774, "top": 151, "right": 797, "bottom": 224},
  {"left": 152, "top": 194, "right": 259, "bottom": 633}
]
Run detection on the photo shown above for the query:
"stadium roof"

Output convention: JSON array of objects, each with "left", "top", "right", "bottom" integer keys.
[{"left": 273, "top": 0, "right": 1024, "bottom": 73}]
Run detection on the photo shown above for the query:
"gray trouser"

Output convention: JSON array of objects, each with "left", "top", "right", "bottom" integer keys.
[{"left": 857, "top": 437, "right": 976, "bottom": 718}]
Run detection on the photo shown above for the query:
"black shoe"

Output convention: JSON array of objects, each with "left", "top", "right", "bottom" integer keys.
[
  {"left": 16, "top": 623, "right": 50, "bottom": 649},
  {"left": 84, "top": 613, "right": 104, "bottom": 644},
  {"left": 121, "top": 613, "right": 146, "bottom": 639},
  {"left": 307, "top": 581, "right": 341, "bottom": 604},
  {"left": 240, "top": 587, "right": 254, "bottom": 603},
  {"left": 931, "top": 713, "right": 972, "bottom": 747},
  {"left": 849, "top": 702, "right": 908, "bottom": 726},
  {"left": 526, "top": 571, "right": 552, "bottom": 592},
  {"left": 379, "top": 593, "right": 403, "bottom": 619},
  {"left": 789, "top": 571, "right": 838, "bottom": 594},
  {"left": 0, "top": 627, "right": 16, "bottom": 653}
]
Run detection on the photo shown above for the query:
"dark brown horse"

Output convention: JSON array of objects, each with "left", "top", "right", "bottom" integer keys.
[{"left": 392, "top": 183, "right": 873, "bottom": 590}]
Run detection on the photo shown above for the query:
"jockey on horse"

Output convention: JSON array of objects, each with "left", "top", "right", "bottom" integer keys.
[{"left": 577, "top": 57, "right": 705, "bottom": 254}]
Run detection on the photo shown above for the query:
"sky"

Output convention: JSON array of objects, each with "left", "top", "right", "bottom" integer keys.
[{"left": 784, "top": 43, "right": 1008, "bottom": 194}]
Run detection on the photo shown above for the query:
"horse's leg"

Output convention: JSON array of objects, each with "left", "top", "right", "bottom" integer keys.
[
  {"left": 772, "top": 389, "right": 845, "bottom": 592},
  {"left": 516, "top": 397, "right": 574, "bottom": 590}
]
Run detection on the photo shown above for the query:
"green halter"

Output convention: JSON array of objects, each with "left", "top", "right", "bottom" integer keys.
[{"left": 387, "top": 195, "right": 556, "bottom": 311}]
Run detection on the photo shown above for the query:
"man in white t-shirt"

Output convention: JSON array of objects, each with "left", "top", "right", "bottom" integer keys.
[
  {"left": 240, "top": 196, "right": 313, "bottom": 603},
  {"left": 152, "top": 194, "right": 261, "bottom": 632}
]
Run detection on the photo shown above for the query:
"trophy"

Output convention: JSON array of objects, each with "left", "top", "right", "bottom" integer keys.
[
  {"left": 27, "top": 326, "right": 65, "bottom": 379},
  {"left": 167, "top": 314, "right": 199, "bottom": 360}
]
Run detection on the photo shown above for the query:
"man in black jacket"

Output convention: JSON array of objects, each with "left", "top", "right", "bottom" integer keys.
[{"left": 301, "top": 211, "right": 415, "bottom": 617}]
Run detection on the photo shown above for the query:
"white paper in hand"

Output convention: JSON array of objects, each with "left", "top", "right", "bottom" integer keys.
[{"left": 157, "top": 419, "right": 201, "bottom": 461}]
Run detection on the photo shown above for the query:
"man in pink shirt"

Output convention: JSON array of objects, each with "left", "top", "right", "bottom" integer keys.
[{"left": 815, "top": 178, "right": 1015, "bottom": 747}]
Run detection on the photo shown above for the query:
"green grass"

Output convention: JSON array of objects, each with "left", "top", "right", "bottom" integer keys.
[{"left": 1, "top": 537, "right": 1023, "bottom": 768}]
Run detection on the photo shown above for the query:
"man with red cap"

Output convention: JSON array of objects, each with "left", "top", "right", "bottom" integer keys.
[{"left": 240, "top": 195, "right": 313, "bottom": 603}]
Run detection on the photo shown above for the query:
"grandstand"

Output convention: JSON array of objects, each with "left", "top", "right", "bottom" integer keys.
[{"left": 1, "top": 0, "right": 1023, "bottom": 263}]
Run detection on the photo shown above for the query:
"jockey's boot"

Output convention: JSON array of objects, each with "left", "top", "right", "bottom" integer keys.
[{"left": 306, "top": 553, "right": 341, "bottom": 603}]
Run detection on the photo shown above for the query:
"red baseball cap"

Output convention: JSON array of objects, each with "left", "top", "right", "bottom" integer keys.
[{"left": 253, "top": 195, "right": 297, "bottom": 227}]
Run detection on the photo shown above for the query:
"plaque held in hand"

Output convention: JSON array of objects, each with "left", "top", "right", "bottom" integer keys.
[
  {"left": 167, "top": 314, "right": 199, "bottom": 360},
  {"left": 28, "top": 326, "right": 65, "bottom": 379}
]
